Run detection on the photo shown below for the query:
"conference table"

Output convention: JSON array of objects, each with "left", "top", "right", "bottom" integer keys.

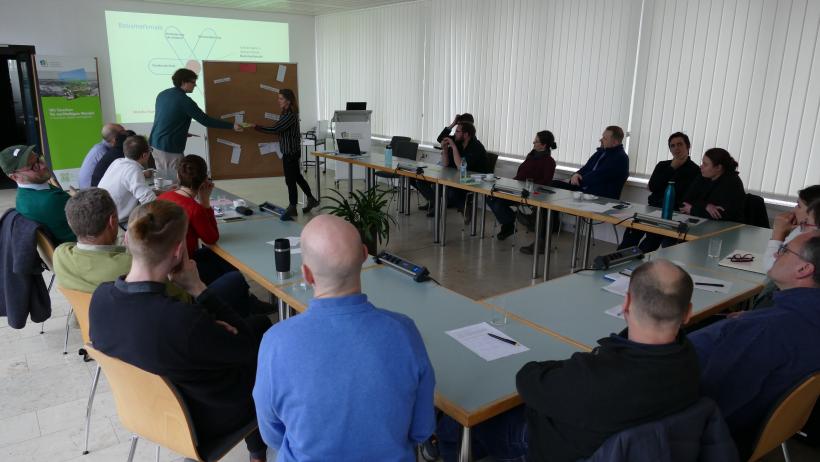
[{"left": 310, "top": 148, "right": 745, "bottom": 280}]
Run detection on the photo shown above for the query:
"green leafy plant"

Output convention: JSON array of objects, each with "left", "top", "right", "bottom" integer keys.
[{"left": 320, "top": 187, "right": 397, "bottom": 254}]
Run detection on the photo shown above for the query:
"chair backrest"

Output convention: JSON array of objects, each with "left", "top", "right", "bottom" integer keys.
[
  {"left": 84, "top": 344, "right": 201, "bottom": 460},
  {"left": 749, "top": 373, "right": 820, "bottom": 461},
  {"left": 394, "top": 141, "right": 419, "bottom": 160},
  {"left": 485, "top": 152, "right": 499, "bottom": 174},
  {"left": 744, "top": 194, "right": 770, "bottom": 228},
  {"left": 35, "top": 229, "right": 55, "bottom": 272},
  {"left": 58, "top": 287, "right": 92, "bottom": 344},
  {"left": 388, "top": 136, "right": 411, "bottom": 149}
]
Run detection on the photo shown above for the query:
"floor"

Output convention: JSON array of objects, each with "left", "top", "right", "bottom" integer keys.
[{"left": 0, "top": 167, "right": 817, "bottom": 461}]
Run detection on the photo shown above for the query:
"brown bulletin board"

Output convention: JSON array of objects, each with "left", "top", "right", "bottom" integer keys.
[{"left": 202, "top": 61, "right": 299, "bottom": 180}]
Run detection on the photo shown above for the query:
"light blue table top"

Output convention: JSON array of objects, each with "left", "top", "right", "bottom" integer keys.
[{"left": 278, "top": 266, "right": 581, "bottom": 425}]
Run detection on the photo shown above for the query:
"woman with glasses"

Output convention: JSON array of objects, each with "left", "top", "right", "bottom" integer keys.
[{"left": 763, "top": 185, "right": 820, "bottom": 271}]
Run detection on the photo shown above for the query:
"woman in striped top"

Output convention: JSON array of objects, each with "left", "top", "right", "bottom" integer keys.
[{"left": 255, "top": 89, "right": 319, "bottom": 216}]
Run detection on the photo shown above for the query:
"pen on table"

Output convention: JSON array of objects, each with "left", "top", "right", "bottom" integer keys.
[
  {"left": 618, "top": 271, "right": 632, "bottom": 278},
  {"left": 487, "top": 333, "right": 518, "bottom": 345},
  {"left": 696, "top": 282, "right": 725, "bottom": 287}
]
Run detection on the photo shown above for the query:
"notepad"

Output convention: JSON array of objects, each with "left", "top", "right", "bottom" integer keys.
[
  {"left": 690, "top": 274, "right": 732, "bottom": 293},
  {"left": 446, "top": 322, "right": 529, "bottom": 361},
  {"left": 602, "top": 277, "right": 630, "bottom": 297},
  {"left": 718, "top": 250, "right": 767, "bottom": 275}
]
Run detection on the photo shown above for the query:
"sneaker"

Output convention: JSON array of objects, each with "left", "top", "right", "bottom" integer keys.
[
  {"left": 418, "top": 203, "right": 431, "bottom": 211},
  {"left": 419, "top": 436, "right": 440, "bottom": 462},
  {"left": 302, "top": 197, "right": 319, "bottom": 213},
  {"left": 285, "top": 205, "right": 298, "bottom": 217},
  {"left": 519, "top": 242, "right": 545, "bottom": 255},
  {"left": 497, "top": 223, "right": 515, "bottom": 240}
]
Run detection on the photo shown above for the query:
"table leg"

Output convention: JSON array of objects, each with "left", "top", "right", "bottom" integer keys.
[
  {"left": 531, "top": 207, "right": 542, "bottom": 279},
  {"left": 404, "top": 177, "right": 411, "bottom": 215},
  {"left": 314, "top": 154, "right": 321, "bottom": 197},
  {"left": 470, "top": 194, "right": 478, "bottom": 236},
  {"left": 433, "top": 183, "right": 441, "bottom": 243},
  {"left": 479, "top": 195, "right": 487, "bottom": 238},
  {"left": 458, "top": 426, "right": 472, "bottom": 462},
  {"left": 366, "top": 168, "right": 373, "bottom": 190},
  {"left": 277, "top": 299, "right": 285, "bottom": 323},
  {"left": 582, "top": 218, "right": 593, "bottom": 268},
  {"left": 348, "top": 163, "right": 353, "bottom": 196},
  {"left": 570, "top": 216, "right": 581, "bottom": 272},
  {"left": 441, "top": 185, "right": 448, "bottom": 247},
  {"left": 398, "top": 177, "right": 405, "bottom": 214},
  {"left": 543, "top": 210, "right": 554, "bottom": 281}
]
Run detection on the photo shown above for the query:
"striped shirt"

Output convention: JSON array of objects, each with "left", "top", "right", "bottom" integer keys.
[{"left": 255, "top": 110, "right": 301, "bottom": 158}]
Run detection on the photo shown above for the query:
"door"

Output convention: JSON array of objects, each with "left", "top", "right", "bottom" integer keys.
[{"left": 0, "top": 45, "right": 40, "bottom": 189}]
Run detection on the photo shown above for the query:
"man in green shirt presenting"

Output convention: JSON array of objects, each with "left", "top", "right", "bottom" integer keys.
[
  {"left": 0, "top": 144, "right": 75, "bottom": 244},
  {"left": 148, "top": 68, "right": 243, "bottom": 176}
]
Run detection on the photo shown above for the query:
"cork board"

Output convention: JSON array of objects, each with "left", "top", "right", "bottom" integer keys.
[{"left": 202, "top": 61, "right": 299, "bottom": 180}]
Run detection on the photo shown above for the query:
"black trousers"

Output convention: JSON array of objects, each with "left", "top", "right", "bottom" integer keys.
[{"left": 283, "top": 154, "right": 314, "bottom": 207}]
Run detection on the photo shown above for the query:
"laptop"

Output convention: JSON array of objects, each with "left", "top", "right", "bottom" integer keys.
[
  {"left": 337, "top": 138, "right": 365, "bottom": 155},
  {"left": 346, "top": 102, "right": 367, "bottom": 110},
  {"left": 394, "top": 141, "right": 419, "bottom": 160}
]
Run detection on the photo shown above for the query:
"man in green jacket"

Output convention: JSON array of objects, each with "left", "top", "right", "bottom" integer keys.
[
  {"left": 0, "top": 144, "right": 75, "bottom": 244},
  {"left": 148, "top": 68, "right": 242, "bottom": 176}
]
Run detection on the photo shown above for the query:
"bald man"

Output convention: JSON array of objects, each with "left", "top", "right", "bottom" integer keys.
[
  {"left": 78, "top": 123, "right": 125, "bottom": 188},
  {"left": 438, "top": 260, "right": 705, "bottom": 462},
  {"left": 253, "top": 215, "right": 436, "bottom": 461}
]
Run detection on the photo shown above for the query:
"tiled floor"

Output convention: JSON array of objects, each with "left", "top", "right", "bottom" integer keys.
[{"left": 1, "top": 168, "right": 818, "bottom": 461}]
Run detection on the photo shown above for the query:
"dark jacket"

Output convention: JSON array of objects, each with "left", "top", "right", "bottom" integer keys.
[
  {"left": 646, "top": 158, "right": 700, "bottom": 208},
  {"left": 682, "top": 173, "right": 746, "bottom": 222},
  {"left": 576, "top": 144, "right": 630, "bottom": 199},
  {"left": 447, "top": 137, "right": 489, "bottom": 173},
  {"left": 516, "top": 330, "right": 700, "bottom": 462},
  {"left": 90, "top": 277, "right": 259, "bottom": 441},
  {"left": 514, "top": 150, "right": 556, "bottom": 186},
  {"left": 91, "top": 131, "right": 131, "bottom": 187},
  {"left": 0, "top": 209, "right": 52, "bottom": 328},
  {"left": 254, "top": 109, "right": 301, "bottom": 158},
  {"left": 690, "top": 287, "right": 820, "bottom": 459},
  {"left": 148, "top": 87, "right": 233, "bottom": 154},
  {"left": 581, "top": 397, "right": 738, "bottom": 462}
]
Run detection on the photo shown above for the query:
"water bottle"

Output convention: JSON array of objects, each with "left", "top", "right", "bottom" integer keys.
[
  {"left": 460, "top": 158, "right": 467, "bottom": 181},
  {"left": 662, "top": 181, "right": 675, "bottom": 219},
  {"left": 384, "top": 146, "right": 393, "bottom": 167}
]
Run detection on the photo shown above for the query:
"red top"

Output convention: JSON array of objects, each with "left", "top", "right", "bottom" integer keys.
[
  {"left": 514, "top": 150, "right": 556, "bottom": 186},
  {"left": 158, "top": 190, "right": 219, "bottom": 255}
]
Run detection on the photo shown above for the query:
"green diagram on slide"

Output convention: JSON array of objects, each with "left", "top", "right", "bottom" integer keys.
[{"left": 105, "top": 11, "right": 289, "bottom": 124}]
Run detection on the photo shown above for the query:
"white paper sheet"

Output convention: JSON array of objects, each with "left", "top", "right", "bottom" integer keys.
[
  {"left": 718, "top": 250, "right": 767, "bottom": 275},
  {"left": 602, "top": 277, "right": 630, "bottom": 297},
  {"left": 266, "top": 237, "right": 302, "bottom": 254},
  {"left": 690, "top": 273, "right": 732, "bottom": 293},
  {"left": 605, "top": 304, "right": 625, "bottom": 319},
  {"left": 213, "top": 77, "right": 231, "bottom": 84},
  {"left": 264, "top": 112, "right": 281, "bottom": 121},
  {"left": 230, "top": 147, "right": 241, "bottom": 165},
  {"left": 258, "top": 142, "right": 281, "bottom": 157},
  {"left": 217, "top": 138, "right": 241, "bottom": 148},
  {"left": 555, "top": 199, "right": 616, "bottom": 214},
  {"left": 446, "top": 322, "right": 529, "bottom": 361},
  {"left": 220, "top": 111, "right": 245, "bottom": 124},
  {"left": 276, "top": 64, "right": 287, "bottom": 82},
  {"left": 260, "top": 84, "right": 279, "bottom": 93}
]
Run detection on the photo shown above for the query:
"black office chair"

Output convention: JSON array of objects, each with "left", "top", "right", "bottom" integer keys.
[
  {"left": 744, "top": 193, "right": 770, "bottom": 228},
  {"left": 375, "top": 136, "right": 413, "bottom": 181}
]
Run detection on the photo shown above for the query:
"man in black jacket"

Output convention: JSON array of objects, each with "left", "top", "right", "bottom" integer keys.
[
  {"left": 89, "top": 200, "right": 267, "bottom": 462},
  {"left": 619, "top": 132, "right": 700, "bottom": 252},
  {"left": 436, "top": 259, "right": 700, "bottom": 462}
]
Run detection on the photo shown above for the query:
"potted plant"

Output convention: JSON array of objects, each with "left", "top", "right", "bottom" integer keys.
[{"left": 320, "top": 187, "right": 397, "bottom": 255}]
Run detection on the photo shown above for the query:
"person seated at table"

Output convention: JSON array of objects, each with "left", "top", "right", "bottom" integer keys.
[
  {"left": 253, "top": 215, "right": 436, "bottom": 460},
  {"left": 689, "top": 230, "right": 820, "bottom": 459},
  {"left": 0, "top": 144, "right": 75, "bottom": 244},
  {"left": 78, "top": 123, "right": 125, "bottom": 189},
  {"left": 436, "top": 259, "right": 700, "bottom": 462},
  {"left": 763, "top": 185, "right": 820, "bottom": 271},
  {"left": 557, "top": 125, "right": 630, "bottom": 200},
  {"left": 89, "top": 200, "right": 269, "bottom": 462},
  {"left": 679, "top": 148, "right": 746, "bottom": 223},
  {"left": 90, "top": 129, "right": 135, "bottom": 187},
  {"left": 488, "top": 130, "right": 557, "bottom": 241},
  {"left": 414, "top": 120, "right": 488, "bottom": 217},
  {"left": 435, "top": 112, "right": 474, "bottom": 144},
  {"left": 619, "top": 132, "right": 700, "bottom": 252},
  {"left": 158, "top": 154, "right": 236, "bottom": 284},
  {"left": 98, "top": 135, "right": 156, "bottom": 225}
]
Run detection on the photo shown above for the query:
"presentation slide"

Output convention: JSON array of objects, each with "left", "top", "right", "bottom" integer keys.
[{"left": 105, "top": 11, "right": 289, "bottom": 123}]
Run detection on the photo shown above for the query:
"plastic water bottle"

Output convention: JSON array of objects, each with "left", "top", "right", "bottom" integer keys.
[
  {"left": 662, "top": 181, "right": 675, "bottom": 219},
  {"left": 384, "top": 146, "right": 393, "bottom": 167},
  {"left": 460, "top": 158, "right": 467, "bottom": 181}
]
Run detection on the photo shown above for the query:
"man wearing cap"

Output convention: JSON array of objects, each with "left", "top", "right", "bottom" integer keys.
[{"left": 1, "top": 145, "right": 75, "bottom": 244}]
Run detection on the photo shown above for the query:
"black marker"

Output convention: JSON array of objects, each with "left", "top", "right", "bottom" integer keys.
[
  {"left": 696, "top": 282, "right": 725, "bottom": 287},
  {"left": 487, "top": 333, "right": 518, "bottom": 345}
]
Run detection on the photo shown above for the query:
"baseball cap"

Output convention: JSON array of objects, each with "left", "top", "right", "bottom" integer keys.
[{"left": 0, "top": 145, "right": 36, "bottom": 175}]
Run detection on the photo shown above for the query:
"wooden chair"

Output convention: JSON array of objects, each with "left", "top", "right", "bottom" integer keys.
[
  {"left": 34, "top": 229, "right": 56, "bottom": 335},
  {"left": 84, "top": 344, "right": 258, "bottom": 462},
  {"left": 57, "top": 287, "right": 99, "bottom": 456},
  {"left": 749, "top": 373, "right": 820, "bottom": 461}
]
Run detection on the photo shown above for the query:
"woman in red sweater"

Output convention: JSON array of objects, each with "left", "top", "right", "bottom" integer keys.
[{"left": 487, "top": 130, "right": 557, "bottom": 241}]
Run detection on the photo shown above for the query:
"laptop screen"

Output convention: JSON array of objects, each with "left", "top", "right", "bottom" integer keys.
[
  {"left": 337, "top": 138, "right": 363, "bottom": 154},
  {"left": 346, "top": 102, "right": 367, "bottom": 110}
]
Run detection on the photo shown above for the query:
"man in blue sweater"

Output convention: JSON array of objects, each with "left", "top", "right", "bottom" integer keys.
[
  {"left": 567, "top": 125, "right": 630, "bottom": 200},
  {"left": 253, "top": 215, "right": 436, "bottom": 461},
  {"left": 690, "top": 230, "right": 820, "bottom": 459},
  {"left": 148, "top": 68, "right": 242, "bottom": 176}
]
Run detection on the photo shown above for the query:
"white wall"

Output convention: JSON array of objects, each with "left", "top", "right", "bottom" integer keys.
[{"left": 0, "top": 0, "right": 317, "bottom": 159}]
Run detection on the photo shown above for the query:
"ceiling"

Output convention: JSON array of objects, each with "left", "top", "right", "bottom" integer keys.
[{"left": 141, "top": 0, "right": 417, "bottom": 16}]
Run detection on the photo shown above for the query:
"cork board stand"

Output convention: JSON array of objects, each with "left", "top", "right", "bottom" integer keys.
[{"left": 202, "top": 61, "right": 299, "bottom": 180}]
